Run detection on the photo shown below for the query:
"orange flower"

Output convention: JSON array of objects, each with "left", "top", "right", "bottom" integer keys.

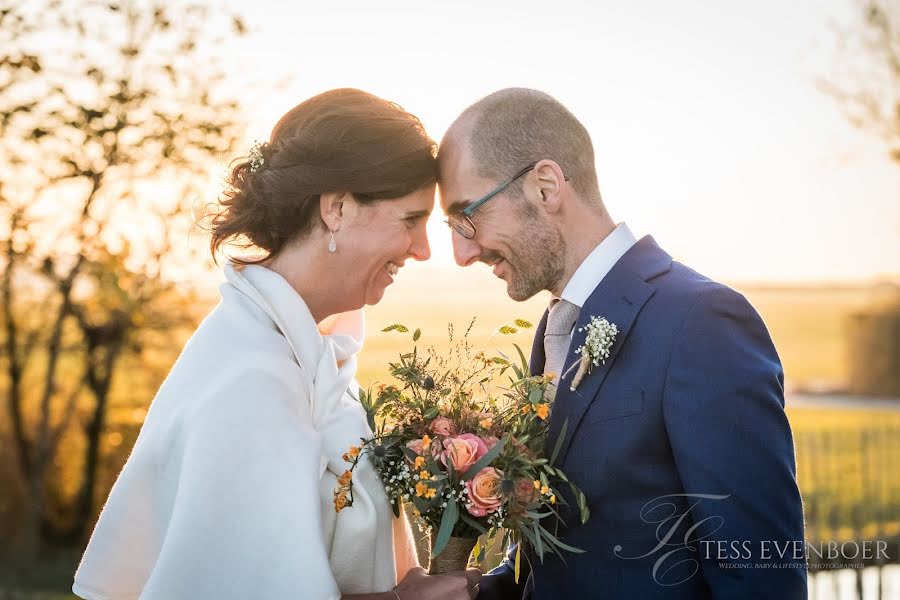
[
  {"left": 535, "top": 403, "right": 550, "bottom": 420},
  {"left": 334, "top": 490, "right": 349, "bottom": 512},
  {"left": 415, "top": 481, "right": 430, "bottom": 497},
  {"left": 338, "top": 470, "right": 352, "bottom": 486},
  {"left": 421, "top": 435, "right": 432, "bottom": 451},
  {"left": 414, "top": 455, "right": 426, "bottom": 469},
  {"left": 520, "top": 404, "right": 531, "bottom": 414},
  {"left": 342, "top": 445, "right": 361, "bottom": 462},
  {"left": 479, "top": 417, "right": 493, "bottom": 429}
]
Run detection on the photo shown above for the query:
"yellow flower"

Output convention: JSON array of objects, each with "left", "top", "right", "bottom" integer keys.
[
  {"left": 415, "top": 481, "right": 430, "bottom": 497},
  {"left": 414, "top": 456, "right": 426, "bottom": 469},
  {"left": 421, "top": 435, "right": 432, "bottom": 451},
  {"left": 535, "top": 403, "right": 550, "bottom": 420},
  {"left": 479, "top": 417, "right": 493, "bottom": 429},
  {"left": 419, "top": 470, "right": 430, "bottom": 480},
  {"left": 545, "top": 372, "right": 556, "bottom": 382},
  {"left": 549, "top": 494, "right": 556, "bottom": 504},
  {"left": 540, "top": 485, "right": 550, "bottom": 495},
  {"left": 424, "top": 487, "right": 437, "bottom": 499},
  {"left": 533, "top": 480, "right": 541, "bottom": 490},
  {"left": 520, "top": 404, "right": 531, "bottom": 414},
  {"left": 338, "top": 470, "right": 352, "bottom": 486}
]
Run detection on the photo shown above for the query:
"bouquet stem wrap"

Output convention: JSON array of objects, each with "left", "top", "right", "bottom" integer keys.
[{"left": 429, "top": 535, "right": 475, "bottom": 574}]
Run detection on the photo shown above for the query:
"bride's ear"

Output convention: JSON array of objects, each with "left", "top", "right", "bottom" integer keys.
[{"left": 319, "top": 192, "right": 347, "bottom": 231}]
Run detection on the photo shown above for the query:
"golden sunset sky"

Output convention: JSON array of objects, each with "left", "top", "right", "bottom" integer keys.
[{"left": 208, "top": 0, "right": 898, "bottom": 284}]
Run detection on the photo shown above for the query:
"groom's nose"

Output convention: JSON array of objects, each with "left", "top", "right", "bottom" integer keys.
[{"left": 451, "top": 231, "right": 481, "bottom": 267}]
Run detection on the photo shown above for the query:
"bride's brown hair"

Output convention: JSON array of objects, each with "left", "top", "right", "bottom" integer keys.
[{"left": 210, "top": 88, "right": 437, "bottom": 264}]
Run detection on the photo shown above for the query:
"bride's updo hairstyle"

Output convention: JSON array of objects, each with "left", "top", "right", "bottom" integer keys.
[{"left": 210, "top": 88, "right": 438, "bottom": 263}]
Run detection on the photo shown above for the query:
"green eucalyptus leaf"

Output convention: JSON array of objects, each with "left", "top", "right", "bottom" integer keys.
[{"left": 431, "top": 499, "right": 459, "bottom": 557}]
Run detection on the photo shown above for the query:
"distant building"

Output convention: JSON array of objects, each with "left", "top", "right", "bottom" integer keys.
[{"left": 847, "top": 289, "right": 900, "bottom": 397}]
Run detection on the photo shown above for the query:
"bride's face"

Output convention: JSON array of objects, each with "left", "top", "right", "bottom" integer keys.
[{"left": 339, "top": 184, "right": 435, "bottom": 306}]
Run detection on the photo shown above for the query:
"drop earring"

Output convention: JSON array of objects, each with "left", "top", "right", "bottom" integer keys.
[{"left": 328, "top": 229, "right": 337, "bottom": 253}]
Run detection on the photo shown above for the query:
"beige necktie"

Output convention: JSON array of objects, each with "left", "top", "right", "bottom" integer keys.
[{"left": 543, "top": 298, "right": 580, "bottom": 398}]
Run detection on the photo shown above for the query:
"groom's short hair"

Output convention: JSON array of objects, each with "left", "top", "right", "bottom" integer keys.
[{"left": 445, "top": 88, "right": 601, "bottom": 202}]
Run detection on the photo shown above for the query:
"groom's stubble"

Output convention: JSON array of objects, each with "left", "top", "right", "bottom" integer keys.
[{"left": 501, "top": 202, "right": 567, "bottom": 301}]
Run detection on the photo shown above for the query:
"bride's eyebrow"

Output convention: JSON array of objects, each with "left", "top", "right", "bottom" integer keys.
[{"left": 403, "top": 209, "right": 431, "bottom": 219}]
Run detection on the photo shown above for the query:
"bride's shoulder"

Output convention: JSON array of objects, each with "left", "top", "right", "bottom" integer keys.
[{"left": 182, "top": 358, "right": 313, "bottom": 431}]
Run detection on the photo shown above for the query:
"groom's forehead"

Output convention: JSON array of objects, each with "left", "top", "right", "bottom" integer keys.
[{"left": 438, "top": 147, "right": 484, "bottom": 211}]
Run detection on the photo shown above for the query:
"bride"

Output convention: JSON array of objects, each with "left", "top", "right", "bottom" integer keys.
[{"left": 72, "top": 89, "right": 481, "bottom": 600}]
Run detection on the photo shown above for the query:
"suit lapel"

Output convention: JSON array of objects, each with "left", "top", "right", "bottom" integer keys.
[
  {"left": 529, "top": 310, "right": 549, "bottom": 377},
  {"left": 546, "top": 235, "right": 672, "bottom": 464}
]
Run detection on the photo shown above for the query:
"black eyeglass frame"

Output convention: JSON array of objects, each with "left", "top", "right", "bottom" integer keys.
[{"left": 446, "top": 161, "right": 568, "bottom": 239}]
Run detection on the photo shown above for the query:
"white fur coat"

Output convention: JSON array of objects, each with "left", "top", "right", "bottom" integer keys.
[{"left": 72, "top": 264, "right": 418, "bottom": 599}]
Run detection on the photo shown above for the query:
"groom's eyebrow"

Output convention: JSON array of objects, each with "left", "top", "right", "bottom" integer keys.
[
  {"left": 446, "top": 200, "right": 470, "bottom": 214},
  {"left": 404, "top": 209, "right": 432, "bottom": 219}
]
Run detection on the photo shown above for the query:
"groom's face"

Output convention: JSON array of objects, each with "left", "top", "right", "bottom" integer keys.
[{"left": 438, "top": 147, "right": 565, "bottom": 301}]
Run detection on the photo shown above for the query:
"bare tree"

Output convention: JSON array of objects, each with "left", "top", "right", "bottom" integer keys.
[
  {"left": 0, "top": 0, "right": 250, "bottom": 557},
  {"left": 819, "top": 0, "right": 900, "bottom": 163}
]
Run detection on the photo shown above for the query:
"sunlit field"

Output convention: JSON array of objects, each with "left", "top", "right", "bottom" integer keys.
[{"left": 357, "top": 261, "right": 893, "bottom": 392}]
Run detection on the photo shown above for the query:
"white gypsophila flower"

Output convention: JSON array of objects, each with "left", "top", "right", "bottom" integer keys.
[
  {"left": 248, "top": 140, "right": 266, "bottom": 172},
  {"left": 575, "top": 316, "right": 618, "bottom": 366},
  {"left": 569, "top": 316, "right": 619, "bottom": 391}
]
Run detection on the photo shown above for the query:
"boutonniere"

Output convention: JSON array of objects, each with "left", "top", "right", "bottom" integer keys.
[{"left": 565, "top": 316, "right": 618, "bottom": 391}]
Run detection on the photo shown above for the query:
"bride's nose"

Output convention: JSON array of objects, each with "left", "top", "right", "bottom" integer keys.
[{"left": 409, "top": 227, "right": 431, "bottom": 261}]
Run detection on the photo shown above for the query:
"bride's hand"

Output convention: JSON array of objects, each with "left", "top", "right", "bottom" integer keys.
[{"left": 394, "top": 566, "right": 482, "bottom": 599}]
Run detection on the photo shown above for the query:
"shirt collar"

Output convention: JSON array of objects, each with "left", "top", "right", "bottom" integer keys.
[{"left": 559, "top": 222, "right": 637, "bottom": 309}]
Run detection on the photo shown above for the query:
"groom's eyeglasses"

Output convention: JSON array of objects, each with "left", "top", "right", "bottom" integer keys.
[
  {"left": 446, "top": 163, "right": 536, "bottom": 240},
  {"left": 445, "top": 162, "right": 568, "bottom": 239}
]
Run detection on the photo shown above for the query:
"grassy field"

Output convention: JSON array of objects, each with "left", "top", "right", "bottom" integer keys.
[{"left": 358, "top": 261, "right": 895, "bottom": 391}]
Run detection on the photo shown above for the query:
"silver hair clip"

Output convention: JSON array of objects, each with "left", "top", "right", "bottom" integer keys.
[{"left": 248, "top": 140, "right": 267, "bottom": 172}]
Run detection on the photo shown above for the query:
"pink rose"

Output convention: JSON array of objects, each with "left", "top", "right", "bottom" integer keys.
[
  {"left": 465, "top": 467, "right": 504, "bottom": 517},
  {"left": 406, "top": 439, "right": 424, "bottom": 455},
  {"left": 429, "top": 416, "right": 458, "bottom": 436},
  {"left": 440, "top": 433, "right": 488, "bottom": 474},
  {"left": 515, "top": 477, "right": 538, "bottom": 504}
]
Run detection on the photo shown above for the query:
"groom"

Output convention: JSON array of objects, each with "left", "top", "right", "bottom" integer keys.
[{"left": 438, "top": 88, "right": 807, "bottom": 599}]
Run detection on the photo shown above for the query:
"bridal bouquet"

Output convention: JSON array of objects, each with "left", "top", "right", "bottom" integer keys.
[{"left": 335, "top": 321, "right": 589, "bottom": 579}]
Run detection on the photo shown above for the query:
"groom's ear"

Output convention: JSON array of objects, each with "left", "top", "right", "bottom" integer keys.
[
  {"left": 319, "top": 192, "right": 347, "bottom": 231},
  {"left": 533, "top": 159, "right": 565, "bottom": 214}
]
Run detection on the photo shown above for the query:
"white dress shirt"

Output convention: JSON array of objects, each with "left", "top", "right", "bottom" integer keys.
[{"left": 558, "top": 222, "right": 638, "bottom": 319}]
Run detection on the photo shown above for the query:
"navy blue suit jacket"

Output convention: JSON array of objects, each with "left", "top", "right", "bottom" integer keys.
[{"left": 478, "top": 236, "right": 807, "bottom": 600}]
